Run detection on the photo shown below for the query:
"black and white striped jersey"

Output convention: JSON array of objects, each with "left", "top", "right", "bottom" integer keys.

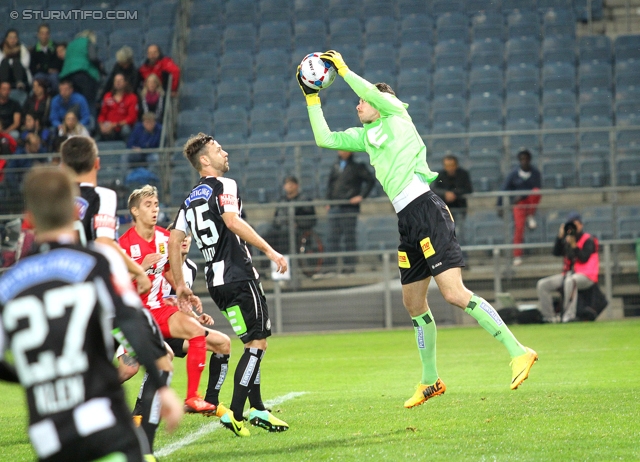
[
  {"left": 0, "top": 241, "right": 166, "bottom": 460},
  {"left": 75, "top": 183, "right": 118, "bottom": 245},
  {"left": 173, "top": 176, "right": 258, "bottom": 288}
]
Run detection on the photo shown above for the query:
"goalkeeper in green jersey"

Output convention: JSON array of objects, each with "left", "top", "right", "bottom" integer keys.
[{"left": 297, "top": 51, "right": 538, "bottom": 408}]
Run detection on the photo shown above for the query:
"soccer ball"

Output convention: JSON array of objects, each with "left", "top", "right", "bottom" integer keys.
[{"left": 298, "top": 52, "right": 337, "bottom": 91}]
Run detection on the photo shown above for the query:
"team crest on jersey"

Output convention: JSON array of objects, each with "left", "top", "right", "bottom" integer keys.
[
  {"left": 420, "top": 237, "right": 436, "bottom": 259},
  {"left": 130, "top": 244, "right": 141, "bottom": 258},
  {"left": 75, "top": 196, "right": 89, "bottom": 220},
  {"left": 159, "top": 243, "right": 166, "bottom": 254},
  {"left": 185, "top": 184, "right": 213, "bottom": 206}
]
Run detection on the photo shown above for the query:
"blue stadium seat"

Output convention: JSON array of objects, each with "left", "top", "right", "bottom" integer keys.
[
  {"left": 469, "top": 65, "right": 504, "bottom": 96},
  {"left": 365, "top": 16, "right": 398, "bottom": 46},
  {"left": 246, "top": 132, "right": 283, "bottom": 162},
  {"left": 253, "top": 76, "right": 286, "bottom": 108},
  {"left": 431, "top": 122, "right": 467, "bottom": 155},
  {"left": 400, "top": 14, "right": 435, "bottom": 45},
  {"left": 223, "top": 24, "right": 257, "bottom": 52},
  {"left": 616, "top": 128, "right": 640, "bottom": 153},
  {"left": 362, "top": 216, "right": 400, "bottom": 251},
  {"left": 470, "top": 39, "right": 504, "bottom": 69},
  {"left": 542, "top": 119, "right": 577, "bottom": 153},
  {"left": 575, "top": 0, "right": 604, "bottom": 21},
  {"left": 219, "top": 51, "right": 254, "bottom": 82},
  {"left": 617, "top": 156, "right": 640, "bottom": 186},
  {"left": 364, "top": 44, "right": 397, "bottom": 74},
  {"left": 579, "top": 62, "right": 613, "bottom": 93},
  {"left": 542, "top": 63, "right": 576, "bottom": 93},
  {"left": 190, "top": 0, "right": 223, "bottom": 27},
  {"left": 506, "top": 92, "right": 540, "bottom": 125},
  {"left": 542, "top": 158, "right": 576, "bottom": 188},
  {"left": 579, "top": 89, "right": 613, "bottom": 107},
  {"left": 506, "top": 10, "right": 541, "bottom": 40},
  {"left": 328, "top": 0, "right": 363, "bottom": 19},
  {"left": 538, "top": 0, "right": 572, "bottom": 12},
  {"left": 468, "top": 94, "right": 503, "bottom": 125},
  {"left": 578, "top": 158, "right": 609, "bottom": 187},
  {"left": 215, "top": 79, "right": 251, "bottom": 110},
  {"left": 256, "top": 49, "right": 289, "bottom": 79},
  {"left": 329, "top": 18, "right": 363, "bottom": 49},
  {"left": 614, "top": 35, "right": 640, "bottom": 63},
  {"left": 436, "top": 12, "right": 469, "bottom": 43},
  {"left": 542, "top": 36, "right": 576, "bottom": 65},
  {"left": 259, "top": 0, "right": 291, "bottom": 22},
  {"left": 503, "top": 0, "right": 537, "bottom": 13},
  {"left": 542, "top": 8, "right": 576, "bottom": 38},
  {"left": 432, "top": 0, "right": 464, "bottom": 15},
  {"left": 434, "top": 40, "right": 468, "bottom": 69},
  {"left": 433, "top": 67, "right": 467, "bottom": 97},
  {"left": 618, "top": 216, "right": 640, "bottom": 239},
  {"left": 542, "top": 91, "right": 577, "bottom": 125},
  {"left": 323, "top": 101, "right": 360, "bottom": 131},
  {"left": 579, "top": 102, "right": 613, "bottom": 127},
  {"left": 614, "top": 61, "right": 640, "bottom": 93},
  {"left": 333, "top": 45, "right": 363, "bottom": 75},
  {"left": 466, "top": 0, "right": 503, "bottom": 13},
  {"left": 225, "top": 0, "right": 257, "bottom": 24},
  {"left": 180, "top": 80, "right": 215, "bottom": 111},
  {"left": 287, "top": 104, "right": 312, "bottom": 132},
  {"left": 177, "top": 110, "right": 212, "bottom": 138},
  {"left": 399, "top": 42, "right": 433, "bottom": 72},
  {"left": 506, "top": 120, "right": 540, "bottom": 155},
  {"left": 471, "top": 12, "right": 505, "bottom": 42},
  {"left": 363, "top": 0, "right": 393, "bottom": 17},
  {"left": 148, "top": 0, "right": 178, "bottom": 28},
  {"left": 294, "top": 0, "right": 326, "bottom": 20},
  {"left": 250, "top": 104, "right": 285, "bottom": 136},
  {"left": 466, "top": 211, "right": 505, "bottom": 245},
  {"left": 398, "top": 0, "right": 431, "bottom": 16},
  {"left": 145, "top": 27, "right": 174, "bottom": 55},
  {"left": 506, "top": 37, "right": 541, "bottom": 68},
  {"left": 258, "top": 21, "right": 292, "bottom": 51},
  {"left": 405, "top": 96, "right": 430, "bottom": 135},
  {"left": 432, "top": 95, "right": 466, "bottom": 126},
  {"left": 468, "top": 122, "right": 503, "bottom": 157},
  {"left": 615, "top": 99, "right": 640, "bottom": 126},
  {"left": 506, "top": 64, "right": 540, "bottom": 96},
  {"left": 579, "top": 35, "right": 612, "bottom": 64},
  {"left": 108, "top": 30, "right": 142, "bottom": 56},
  {"left": 397, "top": 68, "right": 432, "bottom": 100},
  {"left": 363, "top": 70, "right": 397, "bottom": 90},
  {"left": 468, "top": 162, "right": 503, "bottom": 192},
  {"left": 294, "top": 20, "right": 328, "bottom": 50},
  {"left": 183, "top": 52, "right": 218, "bottom": 83},
  {"left": 214, "top": 106, "right": 249, "bottom": 139}
]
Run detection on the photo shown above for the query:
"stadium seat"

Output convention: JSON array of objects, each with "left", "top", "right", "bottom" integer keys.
[
  {"left": 432, "top": 95, "right": 466, "bottom": 127},
  {"left": 259, "top": 0, "right": 291, "bottom": 22},
  {"left": 329, "top": 18, "right": 364, "bottom": 49},
  {"left": 365, "top": 16, "right": 399, "bottom": 46},
  {"left": 470, "top": 38, "right": 504, "bottom": 69},
  {"left": 108, "top": 30, "right": 142, "bottom": 56},
  {"left": 398, "top": 0, "right": 431, "bottom": 16},
  {"left": 616, "top": 129, "right": 640, "bottom": 152},
  {"left": 614, "top": 35, "right": 640, "bottom": 63},
  {"left": 616, "top": 156, "right": 640, "bottom": 186},
  {"left": 506, "top": 10, "right": 541, "bottom": 40},
  {"left": 400, "top": 14, "right": 435, "bottom": 45},
  {"left": 542, "top": 63, "right": 576, "bottom": 93},
  {"left": 246, "top": 132, "right": 284, "bottom": 162},
  {"left": 466, "top": 0, "right": 502, "bottom": 14},
  {"left": 506, "top": 37, "right": 541, "bottom": 69},
  {"left": 214, "top": 79, "right": 251, "bottom": 110},
  {"left": 397, "top": 68, "right": 432, "bottom": 101},
  {"left": 250, "top": 104, "right": 285, "bottom": 136},
  {"left": 177, "top": 110, "right": 212, "bottom": 138},
  {"left": 214, "top": 106, "right": 249, "bottom": 139},
  {"left": 294, "top": 0, "right": 325, "bottom": 20},
  {"left": 506, "top": 93, "right": 540, "bottom": 125},
  {"left": 433, "top": 67, "right": 467, "bottom": 97},
  {"left": 225, "top": 0, "right": 256, "bottom": 24},
  {"left": 364, "top": 44, "right": 397, "bottom": 74},
  {"left": 618, "top": 216, "right": 640, "bottom": 239},
  {"left": 223, "top": 24, "right": 257, "bottom": 52},
  {"left": 180, "top": 80, "right": 215, "bottom": 111},
  {"left": 542, "top": 158, "right": 576, "bottom": 188},
  {"left": 244, "top": 167, "right": 281, "bottom": 203},
  {"left": 466, "top": 211, "right": 506, "bottom": 245},
  {"left": 542, "top": 8, "right": 576, "bottom": 38},
  {"left": 615, "top": 97, "right": 640, "bottom": 126},
  {"left": 575, "top": 0, "right": 604, "bottom": 21},
  {"left": 145, "top": 27, "right": 174, "bottom": 55},
  {"left": 578, "top": 158, "right": 609, "bottom": 187},
  {"left": 294, "top": 20, "right": 328, "bottom": 50},
  {"left": 579, "top": 102, "right": 613, "bottom": 128},
  {"left": 253, "top": 76, "right": 287, "bottom": 108},
  {"left": 219, "top": 51, "right": 254, "bottom": 83},
  {"left": 579, "top": 35, "right": 612, "bottom": 64},
  {"left": 432, "top": 0, "right": 464, "bottom": 15},
  {"left": 256, "top": 49, "right": 290, "bottom": 79},
  {"left": 542, "top": 118, "right": 577, "bottom": 151},
  {"left": 190, "top": 0, "right": 223, "bottom": 27},
  {"left": 436, "top": 12, "right": 469, "bottom": 43},
  {"left": 468, "top": 121, "right": 503, "bottom": 157},
  {"left": 399, "top": 42, "right": 433, "bottom": 72},
  {"left": 287, "top": 104, "right": 313, "bottom": 133},
  {"left": 469, "top": 65, "right": 504, "bottom": 97},
  {"left": 471, "top": 12, "right": 504, "bottom": 42},
  {"left": 468, "top": 94, "right": 503, "bottom": 125},
  {"left": 434, "top": 40, "right": 468, "bottom": 69},
  {"left": 614, "top": 61, "right": 640, "bottom": 93},
  {"left": 431, "top": 122, "right": 467, "bottom": 155},
  {"left": 542, "top": 91, "right": 577, "bottom": 125},
  {"left": 328, "top": 0, "right": 363, "bottom": 19},
  {"left": 579, "top": 62, "right": 613, "bottom": 93},
  {"left": 182, "top": 52, "right": 218, "bottom": 83},
  {"left": 363, "top": 0, "right": 393, "bottom": 17},
  {"left": 542, "top": 37, "right": 577, "bottom": 66},
  {"left": 362, "top": 216, "right": 400, "bottom": 251},
  {"left": 362, "top": 70, "right": 396, "bottom": 90},
  {"left": 506, "top": 120, "right": 540, "bottom": 155},
  {"left": 503, "top": 0, "right": 537, "bottom": 13},
  {"left": 405, "top": 96, "right": 430, "bottom": 135},
  {"left": 323, "top": 101, "right": 360, "bottom": 131},
  {"left": 147, "top": 0, "right": 178, "bottom": 28},
  {"left": 258, "top": 21, "right": 292, "bottom": 51},
  {"left": 469, "top": 161, "right": 503, "bottom": 192},
  {"left": 538, "top": 0, "right": 572, "bottom": 12}
]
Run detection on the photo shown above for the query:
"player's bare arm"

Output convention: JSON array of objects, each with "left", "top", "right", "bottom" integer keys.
[
  {"left": 97, "top": 236, "right": 152, "bottom": 294},
  {"left": 222, "top": 211, "right": 288, "bottom": 273},
  {"left": 169, "top": 228, "right": 202, "bottom": 313}
]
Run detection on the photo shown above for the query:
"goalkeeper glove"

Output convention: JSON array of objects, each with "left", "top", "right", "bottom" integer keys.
[
  {"left": 320, "top": 50, "right": 349, "bottom": 77},
  {"left": 297, "top": 65, "right": 320, "bottom": 106}
]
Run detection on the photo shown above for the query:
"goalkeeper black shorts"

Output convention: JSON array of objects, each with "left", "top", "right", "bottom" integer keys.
[{"left": 397, "top": 191, "right": 465, "bottom": 285}]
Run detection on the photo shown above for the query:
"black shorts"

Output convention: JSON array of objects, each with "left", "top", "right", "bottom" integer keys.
[
  {"left": 397, "top": 191, "right": 465, "bottom": 285},
  {"left": 208, "top": 279, "right": 272, "bottom": 343}
]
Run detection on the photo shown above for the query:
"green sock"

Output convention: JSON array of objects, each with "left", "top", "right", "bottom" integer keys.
[
  {"left": 411, "top": 311, "right": 439, "bottom": 385},
  {"left": 465, "top": 294, "right": 526, "bottom": 358}
]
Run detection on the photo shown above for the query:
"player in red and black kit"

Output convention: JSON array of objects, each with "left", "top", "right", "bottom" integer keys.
[
  {"left": 0, "top": 166, "right": 182, "bottom": 462},
  {"left": 119, "top": 185, "right": 217, "bottom": 416},
  {"left": 169, "top": 133, "right": 289, "bottom": 437}
]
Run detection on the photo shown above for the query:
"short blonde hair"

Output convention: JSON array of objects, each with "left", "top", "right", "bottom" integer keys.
[
  {"left": 128, "top": 184, "right": 158, "bottom": 222},
  {"left": 115, "top": 45, "right": 134, "bottom": 64}
]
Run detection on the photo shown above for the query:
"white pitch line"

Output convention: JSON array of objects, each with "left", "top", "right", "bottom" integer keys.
[{"left": 155, "top": 392, "right": 307, "bottom": 458}]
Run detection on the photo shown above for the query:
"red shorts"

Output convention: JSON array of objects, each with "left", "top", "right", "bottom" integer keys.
[{"left": 149, "top": 305, "right": 179, "bottom": 338}]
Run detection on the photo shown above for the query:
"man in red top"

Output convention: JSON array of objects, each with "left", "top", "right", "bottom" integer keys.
[
  {"left": 139, "top": 44, "right": 180, "bottom": 97},
  {"left": 119, "top": 184, "right": 216, "bottom": 415},
  {"left": 98, "top": 73, "right": 139, "bottom": 141}
]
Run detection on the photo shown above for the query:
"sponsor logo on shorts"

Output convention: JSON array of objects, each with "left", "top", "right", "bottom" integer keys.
[
  {"left": 266, "top": 319, "right": 271, "bottom": 330},
  {"left": 420, "top": 237, "right": 436, "bottom": 259},
  {"left": 93, "top": 213, "right": 117, "bottom": 230},
  {"left": 398, "top": 251, "right": 411, "bottom": 268},
  {"left": 218, "top": 194, "right": 238, "bottom": 208},
  {"left": 480, "top": 301, "right": 503, "bottom": 326},
  {"left": 159, "top": 243, "right": 166, "bottom": 254},
  {"left": 431, "top": 262, "right": 442, "bottom": 269},
  {"left": 417, "top": 326, "right": 425, "bottom": 348},
  {"left": 130, "top": 244, "right": 141, "bottom": 258}
]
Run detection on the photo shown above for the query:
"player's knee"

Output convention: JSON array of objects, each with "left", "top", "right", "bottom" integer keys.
[
  {"left": 117, "top": 362, "right": 139, "bottom": 383},
  {"left": 207, "top": 333, "right": 231, "bottom": 355},
  {"left": 440, "top": 287, "right": 466, "bottom": 308}
]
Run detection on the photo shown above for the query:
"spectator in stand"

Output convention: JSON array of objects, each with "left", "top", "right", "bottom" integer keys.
[
  {"left": 127, "top": 111, "right": 161, "bottom": 162},
  {"left": 325, "top": 150, "right": 376, "bottom": 273},
  {"left": 49, "top": 79, "right": 91, "bottom": 130},
  {"left": 98, "top": 73, "right": 139, "bottom": 141},
  {"left": 58, "top": 31, "right": 103, "bottom": 113},
  {"left": 432, "top": 154, "right": 473, "bottom": 246},
  {"left": 497, "top": 149, "right": 542, "bottom": 266},
  {"left": 139, "top": 73, "right": 164, "bottom": 120},
  {"left": 0, "top": 30, "right": 31, "bottom": 91},
  {"left": 29, "top": 23, "right": 59, "bottom": 90},
  {"left": 0, "top": 81, "right": 22, "bottom": 139},
  {"left": 139, "top": 44, "right": 180, "bottom": 97},
  {"left": 0, "top": 119, "right": 17, "bottom": 177},
  {"left": 18, "top": 112, "right": 52, "bottom": 151},
  {"left": 100, "top": 46, "right": 139, "bottom": 103},
  {"left": 6, "top": 132, "right": 46, "bottom": 191},
  {"left": 54, "top": 42, "right": 66, "bottom": 72},
  {"left": 58, "top": 110, "right": 90, "bottom": 138},
  {"left": 22, "top": 77, "right": 51, "bottom": 129}
]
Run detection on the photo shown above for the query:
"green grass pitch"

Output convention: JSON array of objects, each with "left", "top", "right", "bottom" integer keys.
[{"left": 1, "top": 320, "right": 639, "bottom": 461}]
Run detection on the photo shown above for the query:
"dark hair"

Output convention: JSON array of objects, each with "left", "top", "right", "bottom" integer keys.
[
  {"left": 38, "top": 23, "right": 50, "bottom": 33},
  {"left": 183, "top": 132, "right": 213, "bottom": 171},
  {"left": 60, "top": 136, "right": 98, "bottom": 174},
  {"left": 374, "top": 82, "right": 395, "bottom": 96},
  {"left": 2, "top": 29, "right": 20, "bottom": 45},
  {"left": 283, "top": 175, "right": 298, "bottom": 184},
  {"left": 443, "top": 154, "right": 459, "bottom": 165},
  {"left": 517, "top": 149, "right": 532, "bottom": 160},
  {"left": 59, "top": 79, "right": 73, "bottom": 89}
]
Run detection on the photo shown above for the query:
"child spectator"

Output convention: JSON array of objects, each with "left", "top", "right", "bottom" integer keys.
[
  {"left": 58, "top": 110, "right": 90, "bottom": 138},
  {"left": 101, "top": 45, "right": 139, "bottom": 102},
  {"left": 139, "top": 73, "right": 164, "bottom": 120},
  {"left": 49, "top": 79, "right": 91, "bottom": 130},
  {"left": 22, "top": 77, "right": 51, "bottom": 128},
  {"left": 98, "top": 73, "right": 139, "bottom": 141},
  {"left": 0, "top": 30, "right": 31, "bottom": 91},
  {"left": 139, "top": 44, "right": 180, "bottom": 97}
]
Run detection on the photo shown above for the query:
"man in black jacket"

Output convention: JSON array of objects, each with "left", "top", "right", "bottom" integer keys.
[
  {"left": 325, "top": 150, "right": 375, "bottom": 273},
  {"left": 432, "top": 154, "right": 472, "bottom": 245},
  {"left": 29, "top": 24, "right": 61, "bottom": 90}
]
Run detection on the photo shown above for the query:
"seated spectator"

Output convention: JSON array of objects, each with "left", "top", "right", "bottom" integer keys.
[
  {"left": 139, "top": 44, "right": 180, "bottom": 97},
  {"left": 54, "top": 42, "right": 66, "bottom": 74},
  {"left": 22, "top": 77, "right": 51, "bottom": 128},
  {"left": 0, "top": 120, "right": 18, "bottom": 182},
  {"left": 497, "top": 149, "right": 542, "bottom": 267},
  {"left": 100, "top": 46, "right": 139, "bottom": 102},
  {"left": 432, "top": 154, "right": 473, "bottom": 246},
  {"left": 139, "top": 73, "right": 164, "bottom": 120},
  {"left": 536, "top": 212, "right": 601, "bottom": 323},
  {"left": 49, "top": 79, "right": 91, "bottom": 130},
  {"left": 29, "top": 23, "right": 59, "bottom": 90},
  {"left": 0, "top": 81, "right": 22, "bottom": 139},
  {"left": 58, "top": 30, "right": 103, "bottom": 112},
  {"left": 264, "top": 176, "right": 317, "bottom": 254},
  {"left": 6, "top": 132, "right": 46, "bottom": 191},
  {"left": 127, "top": 111, "right": 161, "bottom": 165},
  {"left": 0, "top": 29, "right": 31, "bottom": 91},
  {"left": 58, "top": 110, "right": 90, "bottom": 138},
  {"left": 97, "top": 73, "right": 139, "bottom": 141},
  {"left": 18, "top": 112, "right": 52, "bottom": 150}
]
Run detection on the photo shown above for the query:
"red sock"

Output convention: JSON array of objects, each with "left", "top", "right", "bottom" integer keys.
[{"left": 186, "top": 335, "right": 206, "bottom": 399}]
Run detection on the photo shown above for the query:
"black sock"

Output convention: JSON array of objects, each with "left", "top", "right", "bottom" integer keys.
[
  {"left": 204, "top": 353, "right": 229, "bottom": 406},
  {"left": 139, "top": 371, "right": 171, "bottom": 453},
  {"left": 248, "top": 350, "right": 266, "bottom": 411},
  {"left": 230, "top": 348, "right": 263, "bottom": 421}
]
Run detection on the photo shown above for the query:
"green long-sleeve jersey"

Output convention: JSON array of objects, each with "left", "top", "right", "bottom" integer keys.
[{"left": 307, "top": 70, "right": 438, "bottom": 202}]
